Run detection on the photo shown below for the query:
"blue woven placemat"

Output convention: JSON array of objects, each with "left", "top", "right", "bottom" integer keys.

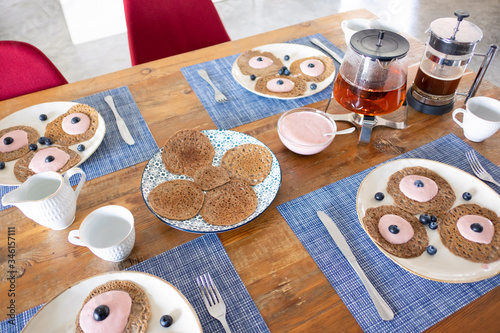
[
  {"left": 1, "top": 234, "right": 269, "bottom": 333},
  {"left": 277, "top": 133, "right": 500, "bottom": 332},
  {"left": 181, "top": 33, "right": 344, "bottom": 129},
  {"left": 1, "top": 86, "right": 159, "bottom": 210}
]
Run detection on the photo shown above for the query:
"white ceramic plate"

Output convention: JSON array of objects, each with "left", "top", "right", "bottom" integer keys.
[
  {"left": 21, "top": 271, "right": 202, "bottom": 333},
  {"left": 0, "top": 102, "right": 106, "bottom": 185},
  {"left": 141, "top": 129, "right": 281, "bottom": 233},
  {"left": 231, "top": 43, "right": 336, "bottom": 100},
  {"left": 356, "top": 158, "right": 500, "bottom": 283}
]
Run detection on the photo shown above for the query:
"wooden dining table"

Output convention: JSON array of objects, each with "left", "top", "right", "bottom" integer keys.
[{"left": 1, "top": 8, "right": 499, "bottom": 332}]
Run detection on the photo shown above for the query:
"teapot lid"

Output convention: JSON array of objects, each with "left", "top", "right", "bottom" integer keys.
[{"left": 350, "top": 29, "right": 409, "bottom": 61}]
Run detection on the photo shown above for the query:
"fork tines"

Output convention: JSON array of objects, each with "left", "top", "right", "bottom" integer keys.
[{"left": 197, "top": 273, "right": 231, "bottom": 332}]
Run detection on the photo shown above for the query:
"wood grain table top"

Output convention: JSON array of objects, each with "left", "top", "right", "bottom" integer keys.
[{"left": 1, "top": 9, "right": 499, "bottom": 332}]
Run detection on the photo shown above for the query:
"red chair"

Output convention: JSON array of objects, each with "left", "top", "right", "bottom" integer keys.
[
  {"left": 0, "top": 41, "right": 67, "bottom": 101},
  {"left": 123, "top": 0, "right": 231, "bottom": 66}
]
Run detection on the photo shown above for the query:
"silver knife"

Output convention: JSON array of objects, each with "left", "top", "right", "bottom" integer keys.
[
  {"left": 104, "top": 95, "right": 135, "bottom": 145},
  {"left": 316, "top": 211, "right": 394, "bottom": 321},
  {"left": 311, "top": 38, "right": 344, "bottom": 64}
]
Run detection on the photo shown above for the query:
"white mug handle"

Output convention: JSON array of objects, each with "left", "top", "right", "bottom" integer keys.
[
  {"left": 64, "top": 167, "right": 87, "bottom": 197},
  {"left": 452, "top": 108, "right": 466, "bottom": 128},
  {"left": 68, "top": 230, "right": 85, "bottom": 247}
]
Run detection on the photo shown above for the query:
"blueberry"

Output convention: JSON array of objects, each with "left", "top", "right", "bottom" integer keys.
[
  {"left": 256, "top": 57, "right": 263, "bottom": 62},
  {"left": 77, "top": 144, "right": 85, "bottom": 152},
  {"left": 414, "top": 180, "right": 424, "bottom": 187},
  {"left": 250, "top": 74, "right": 256, "bottom": 81},
  {"left": 38, "top": 137, "right": 46, "bottom": 144},
  {"left": 29, "top": 143, "right": 38, "bottom": 151},
  {"left": 374, "top": 192, "right": 384, "bottom": 201},
  {"left": 429, "top": 221, "right": 438, "bottom": 230},
  {"left": 471, "top": 223, "right": 483, "bottom": 233},
  {"left": 278, "top": 67, "right": 284, "bottom": 75},
  {"left": 0, "top": 162, "right": 5, "bottom": 170},
  {"left": 310, "top": 83, "right": 317, "bottom": 90},
  {"left": 93, "top": 305, "right": 110, "bottom": 321},
  {"left": 308, "top": 63, "right": 315, "bottom": 68},
  {"left": 419, "top": 214, "right": 430, "bottom": 225},
  {"left": 160, "top": 314, "right": 173, "bottom": 327},
  {"left": 284, "top": 55, "right": 290, "bottom": 61},
  {"left": 284, "top": 69, "right": 291, "bottom": 75},
  {"left": 39, "top": 114, "right": 47, "bottom": 121},
  {"left": 276, "top": 79, "right": 284, "bottom": 85},
  {"left": 388, "top": 225, "right": 400, "bottom": 234},
  {"left": 426, "top": 245, "right": 437, "bottom": 255},
  {"left": 45, "top": 155, "right": 55, "bottom": 163},
  {"left": 462, "top": 192, "right": 472, "bottom": 201},
  {"left": 3, "top": 137, "right": 14, "bottom": 145},
  {"left": 71, "top": 116, "right": 81, "bottom": 124},
  {"left": 44, "top": 137, "right": 53, "bottom": 145}
]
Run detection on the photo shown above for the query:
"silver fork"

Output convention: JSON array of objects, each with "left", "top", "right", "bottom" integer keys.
[
  {"left": 197, "top": 273, "right": 232, "bottom": 333},
  {"left": 465, "top": 150, "right": 500, "bottom": 187},
  {"left": 197, "top": 69, "right": 228, "bottom": 103}
]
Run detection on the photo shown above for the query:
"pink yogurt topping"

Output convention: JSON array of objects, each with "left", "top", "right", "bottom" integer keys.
[
  {"left": 378, "top": 214, "right": 414, "bottom": 244},
  {"left": 457, "top": 215, "right": 494, "bottom": 244},
  {"left": 266, "top": 78, "right": 295, "bottom": 93},
  {"left": 0, "top": 130, "right": 28, "bottom": 153},
  {"left": 62, "top": 112, "right": 91, "bottom": 135},
  {"left": 28, "top": 147, "right": 70, "bottom": 173},
  {"left": 280, "top": 111, "right": 333, "bottom": 145},
  {"left": 399, "top": 175, "right": 438, "bottom": 202},
  {"left": 300, "top": 59, "right": 325, "bottom": 77},
  {"left": 79, "top": 290, "right": 132, "bottom": 333},
  {"left": 248, "top": 56, "right": 274, "bottom": 69}
]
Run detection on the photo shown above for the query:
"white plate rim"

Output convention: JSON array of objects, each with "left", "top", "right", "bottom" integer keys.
[
  {"left": 21, "top": 271, "right": 202, "bottom": 333},
  {"left": 231, "top": 42, "right": 336, "bottom": 100},
  {"left": 140, "top": 129, "right": 282, "bottom": 233},
  {"left": 0, "top": 101, "right": 106, "bottom": 185},
  {"left": 356, "top": 158, "right": 500, "bottom": 283}
]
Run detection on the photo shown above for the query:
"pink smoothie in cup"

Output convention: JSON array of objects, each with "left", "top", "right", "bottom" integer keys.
[{"left": 278, "top": 108, "right": 336, "bottom": 155}]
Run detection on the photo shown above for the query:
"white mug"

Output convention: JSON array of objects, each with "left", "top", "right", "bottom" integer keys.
[
  {"left": 452, "top": 96, "right": 500, "bottom": 142},
  {"left": 68, "top": 205, "right": 135, "bottom": 262}
]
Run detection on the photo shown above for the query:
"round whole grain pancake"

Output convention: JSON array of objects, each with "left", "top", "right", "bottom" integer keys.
[
  {"left": 14, "top": 146, "right": 81, "bottom": 182},
  {"left": 386, "top": 166, "right": 456, "bottom": 215},
  {"left": 0, "top": 125, "right": 39, "bottom": 161},
  {"left": 439, "top": 204, "right": 500, "bottom": 263},
  {"left": 221, "top": 143, "right": 272, "bottom": 185},
  {"left": 254, "top": 75, "right": 307, "bottom": 98},
  {"left": 75, "top": 280, "right": 151, "bottom": 333},
  {"left": 200, "top": 179, "right": 258, "bottom": 226},
  {"left": 193, "top": 165, "right": 230, "bottom": 191},
  {"left": 161, "top": 129, "right": 215, "bottom": 177},
  {"left": 290, "top": 56, "right": 335, "bottom": 82},
  {"left": 363, "top": 205, "right": 429, "bottom": 258},
  {"left": 236, "top": 50, "right": 284, "bottom": 76},
  {"left": 45, "top": 103, "right": 99, "bottom": 146},
  {"left": 148, "top": 180, "right": 204, "bottom": 220}
]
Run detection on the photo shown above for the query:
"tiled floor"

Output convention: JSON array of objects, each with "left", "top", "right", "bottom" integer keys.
[{"left": 1, "top": 0, "right": 499, "bottom": 86}]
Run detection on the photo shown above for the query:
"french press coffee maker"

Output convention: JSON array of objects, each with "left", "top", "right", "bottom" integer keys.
[
  {"left": 331, "top": 29, "right": 410, "bottom": 143},
  {"left": 407, "top": 10, "right": 498, "bottom": 115}
]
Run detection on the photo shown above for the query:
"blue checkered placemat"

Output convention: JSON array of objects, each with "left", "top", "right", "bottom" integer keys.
[
  {"left": 1, "top": 86, "right": 159, "bottom": 210},
  {"left": 277, "top": 133, "right": 500, "bottom": 332},
  {"left": 181, "top": 33, "right": 344, "bottom": 129},
  {"left": 1, "top": 234, "right": 269, "bottom": 333}
]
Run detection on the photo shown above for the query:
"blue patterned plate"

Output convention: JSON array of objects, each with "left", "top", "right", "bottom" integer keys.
[{"left": 141, "top": 129, "right": 281, "bottom": 233}]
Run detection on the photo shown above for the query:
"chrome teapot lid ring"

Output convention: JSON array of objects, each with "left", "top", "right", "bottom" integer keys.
[{"left": 350, "top": 29, "right": 409, "bottom": 61}]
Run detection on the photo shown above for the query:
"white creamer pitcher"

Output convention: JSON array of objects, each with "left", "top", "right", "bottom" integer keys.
[{"left": 2, "top": 167, "right": 86, "bottom": 230}]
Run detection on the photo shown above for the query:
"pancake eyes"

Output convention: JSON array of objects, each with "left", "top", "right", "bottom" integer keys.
[
  {"left": 414, "top": 180, "right": 424, "bottom": 187},
  {"left": 388, "top": 225, "right": 400, "bottom": 234}
]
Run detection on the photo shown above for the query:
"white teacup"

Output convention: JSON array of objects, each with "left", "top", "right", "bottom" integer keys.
[
  {"left": 341, "top": 18, "right": 400, "bottom": 45},
  {"left": 452, "top": 96, "right": 500, "bottom": 142},
  {"left": 68, "top": 205, "right": 135, "bottom": 262}
]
